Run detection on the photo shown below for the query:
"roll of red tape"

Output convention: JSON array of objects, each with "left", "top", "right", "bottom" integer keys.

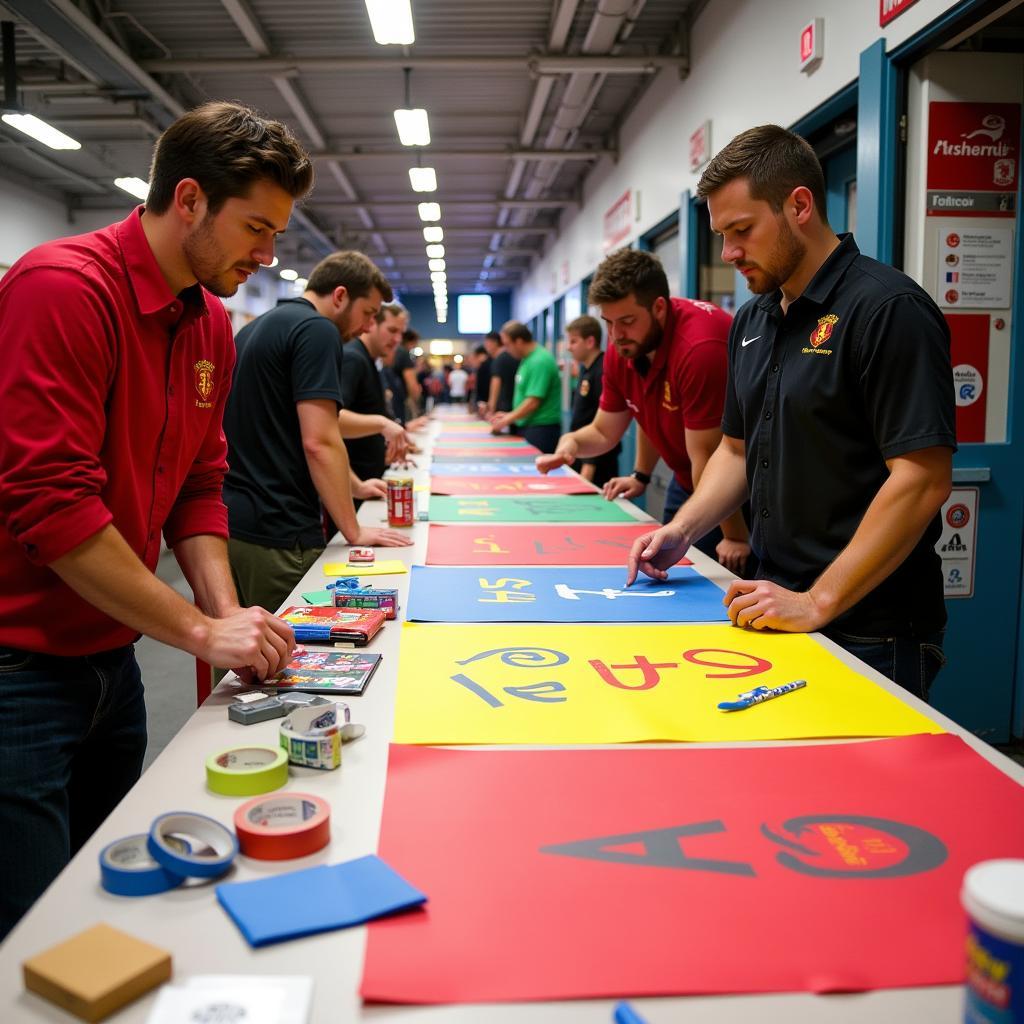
[{"left": 233, "top": 793, "right": 331, "bottom": 861}]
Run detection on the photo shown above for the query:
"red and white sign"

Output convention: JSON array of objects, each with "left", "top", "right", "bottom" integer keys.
[
  {"left": 689, "top": 120, "right": 711, "bottom": 171},
  {"left": 799, "top": 19, "right": 823, "bottom": 73},
  {"left": 603, "top": 189, "right": 633, "bottom": 252},
  {"left": 945, "top": 313, "right": 990, "bottom": 443},
  {"left": 880, "top": 0, "right": 919, "bottom": 26},
  {"left": 927, "top": 102, "right": 1020, "bottom": 217}
]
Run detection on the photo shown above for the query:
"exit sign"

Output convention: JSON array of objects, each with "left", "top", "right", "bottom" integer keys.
[{"left": 799, "top": 19, "right": 823, "bottom": 73}]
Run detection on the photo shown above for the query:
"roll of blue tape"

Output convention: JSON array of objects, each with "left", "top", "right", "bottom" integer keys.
[
  {"left": 99, "top": 833, "right": 192, "bottom": 897},
  {"left": 147, "top": 811, "right": 238, "bottom": 879}
]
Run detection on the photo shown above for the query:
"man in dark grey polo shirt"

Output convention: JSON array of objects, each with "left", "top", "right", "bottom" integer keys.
[{"left": 627, "top": 125, "right": 955, "bottom": 700}]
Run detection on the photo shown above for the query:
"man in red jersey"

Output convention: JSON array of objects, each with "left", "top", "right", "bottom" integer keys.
[
  {"left": 537, "top": 248, "right": 751, "bottom": 572},
  {"left": 0, "top": 101, "right": 312, "bottom": 938}
]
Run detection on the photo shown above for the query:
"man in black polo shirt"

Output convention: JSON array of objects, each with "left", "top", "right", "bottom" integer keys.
[
  {"left": 224, "top": 251, "right": 411, "bottom": 615},
  {"left": 566, "top": 315, "right": 620, "bottom": 487},
  {"left": 627, "top": 125, "right": 955, "bottom": 700},
  {"left": 487, "top": 329, "right": 520, "bottom": 422},
  {"left": 342, "top": 302, "right": 407, "bottom": 487}
]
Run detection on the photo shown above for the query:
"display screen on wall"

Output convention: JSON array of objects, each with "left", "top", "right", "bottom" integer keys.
[{"left": 457, "top": 294, "right": 492, "bottom": 334}]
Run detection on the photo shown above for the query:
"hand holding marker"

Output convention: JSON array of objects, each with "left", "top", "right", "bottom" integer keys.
[{"left": 718, "top": 679, "right": 807, "bottom": 712}]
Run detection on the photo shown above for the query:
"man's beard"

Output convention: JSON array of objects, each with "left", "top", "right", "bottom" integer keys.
[
  {"left": 183, "top": 214, "right": 255, "bottom": 298},
  {"left": 741, "top": 217, "right": 806, "bottom": 295}
]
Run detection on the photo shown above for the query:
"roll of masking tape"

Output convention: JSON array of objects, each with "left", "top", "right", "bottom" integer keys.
[
  {"left": 99, "top": 834, "right": 192, "bottom": 896},
  {"left": 233, "top": 793, "right": 331, "bottom": 860},
  {"left": 279, "top": 704, "right": 342, "bottom": 771},
  {"left": 147, "top": 811, "right": 238, "bottom": 879},
  {"left": 205, "top": 745, "right": 288, "bottom": 796}
]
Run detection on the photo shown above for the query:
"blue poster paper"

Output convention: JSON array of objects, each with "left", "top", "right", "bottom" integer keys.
[
  {"left": 216, "top": 855, "right": 427, "bottom": 947},
  {"left": 426, "top": 461, "right": 570, "bottom": 477},
  {"left": 406, "top": 565, "right": 729, "bottom": 623}
]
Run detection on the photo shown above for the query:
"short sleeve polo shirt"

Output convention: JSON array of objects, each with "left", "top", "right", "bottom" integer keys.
[
  {"left": 722, "top": 234, "right": 956, "bottom": 636},
  {"left": 342, "top": 339, "right": 389, "bottom": 481},
  {"left": 600, "top": 297, "right": 732, "bottom": 491},
  {"left": 223, "top": 297, "right": 345, "bottom": 549},
  {"left": 513, "top": 345, "right": 561, "bottom": 427},
  {"left": 571, "top": 352, "right": 622, "bottom": 459}
]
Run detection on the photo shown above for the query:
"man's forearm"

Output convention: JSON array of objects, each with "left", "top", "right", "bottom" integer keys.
[
  {"left": 687, "top": 429, "right": 749, "bottom": 545},
  {"left": 487, "top": 377, "right": 501, "bottom": 415},
  {"left": 337, "top": 410, "right": 391, "bottom": 439},
  {"left": 173, "top": 534, "right": 240, "bottom": 617},
  {"left": 634, "top": 428, "right": 660, "bottom": 475},
  {"left": 305, "top": 441, "right": 361, "bottom": 542},
  {"left": 51, "top": 524, "right": 212, "bottom": 655},
  {"left": 506, "top": 396, "right": 540, "bottom": 422}
]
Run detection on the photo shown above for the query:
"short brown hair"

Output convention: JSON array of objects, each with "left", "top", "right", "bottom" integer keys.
[
  {"left": 696, "top": 124, "right": 828, "bottom": 221},
  {"left": 567, "top": 315, "right": 602, "bottom": 345},
  {"left": 501, "top": 320, "right": 532, "bottom": 343},
  {"left": 588, "top": 248, "right": 669, "bottom": 309},
  {"left": 147, "top": 101, "right": 313, "bottom": 215},
  {"left": 306, "top": 251, "right": 393, "bottom": 302},
  {"left": 375, "top": 301, "right": 406, "bottom": 324}
]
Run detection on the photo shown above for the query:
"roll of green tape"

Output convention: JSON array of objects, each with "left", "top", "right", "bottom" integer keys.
[{"left": 205, "top": 745, "right": 289, "bottom": 796}]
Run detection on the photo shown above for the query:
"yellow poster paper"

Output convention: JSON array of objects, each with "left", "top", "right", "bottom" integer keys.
[
  {"left": 394, "top": 623, "right": 942, "bottom": 744},
  {"left": 323, "top": 560, "right": 409, "bottom": 577}
]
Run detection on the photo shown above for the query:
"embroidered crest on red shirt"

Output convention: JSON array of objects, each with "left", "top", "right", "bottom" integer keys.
[
  {"left": 661, "top": 381, "right": 678, "bottom": 411},
  {"left": 194, "top": 359, "right": 215, "bottom": 407},
  {"left": 810, "top": 314, "right": 839, "bottom": 348}
]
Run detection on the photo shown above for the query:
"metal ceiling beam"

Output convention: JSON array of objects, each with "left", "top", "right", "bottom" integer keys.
[
  {"left": 0, "top": 132, "right": 106, "bottom": 192},
  {"left": 368, "top": 225, "right": 556, "bottom": 236},
  {"left": 139, "top": 55, "right": 681, "bottom": 75},
  {"left": 313, "top": 148, "right": 606, "bottom": 162},
  {"left": 316, "top": 197, "right": 576, "bottom": 210}
]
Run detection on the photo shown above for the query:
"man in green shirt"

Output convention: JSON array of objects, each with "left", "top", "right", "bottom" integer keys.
[{"left": 490, "top": 320, "right": 562, "bottom": 452}]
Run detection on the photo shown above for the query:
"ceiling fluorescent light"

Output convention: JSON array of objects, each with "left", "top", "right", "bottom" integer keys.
[
  {"left": 408, "top": 166, "right": 437, "bottom": 192},
  {"left": 365, "top": 0, "right": 415, "bottom": 45},
  {"left": 394, "top": 108, "right": 430, "bottom": 146},
  {"left": 430, "top": 271, "right": 447, "bottom": 283},
  {"left": 425, "top": 244, "right": 445, "bottom": 259},
  {"left": 423, "top": 226, "right": 444, "bottom": 243},
  {"left": 2, "top": 112, "right": 81, "bottom": 150},
  {"left": 418, "top": 202, "right": 441, "bottom": 222},
  {"left": 279, "top": 268, "right": 299, "bottom": 281},
  {"left": 428, "top": 258, "right": 446, "bottom": 272},
  {"left": 114, "top": 176, "right": 149, "bottom": 201}
]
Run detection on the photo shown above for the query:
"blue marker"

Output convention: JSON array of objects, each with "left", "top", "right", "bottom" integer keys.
[
  {"left": 717, "top": 679, "right": 807, "bottom": 712},
  {"left": 613, "top": 1002, "right": 649, "bottom": 1024}
]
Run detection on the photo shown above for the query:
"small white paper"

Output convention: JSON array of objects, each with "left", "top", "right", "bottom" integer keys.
[{"left": 146, "top": 976, "right": 312, "bottom": 1024}]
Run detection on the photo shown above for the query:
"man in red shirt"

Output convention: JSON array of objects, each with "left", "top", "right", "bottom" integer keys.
[
  {"left": 0, "top": 101, "right": 312, "bottom": 938},
  {"left": 537, "top": 248, "right": 751, "bottom": 572}
]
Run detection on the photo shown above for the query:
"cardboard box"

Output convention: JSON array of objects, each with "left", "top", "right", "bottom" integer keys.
[{"left": 23, "top": 922, "right": 171, "bottom": 1021}]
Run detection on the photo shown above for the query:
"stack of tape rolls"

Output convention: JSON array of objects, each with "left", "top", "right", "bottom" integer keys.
[
  {"left": 234, "top": 793, "right": 331, "bottom": 860},
  {"left": 100, "top": 812, "right": 238, "bottom": 895},
  {"left": 206, "top": 745, "right": 288, "bottom": 795},
  {"left": 279, "top": 703, "right": 343, "bottom": 771}
]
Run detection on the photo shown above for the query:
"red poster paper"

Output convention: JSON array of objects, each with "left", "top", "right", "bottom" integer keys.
[
  {"left": 946, "top": 313, "right": 989, "bottom": 442},
  {"left": 430, "top": 476, "right": 598, "bottom": 496},
  {"left": 433, "top": 446, "right": 540, "bottom": 459},
  {"left": 426, "top": 523, "right": 686, "bottom": 565},
  {"left": 362, "top": 736, "right": 1024, "bottom": 1004}
]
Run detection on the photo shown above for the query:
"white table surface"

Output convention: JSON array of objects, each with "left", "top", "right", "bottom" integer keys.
[{"left": 1, "top": 421, "right": 1019, "bottom": 1024}]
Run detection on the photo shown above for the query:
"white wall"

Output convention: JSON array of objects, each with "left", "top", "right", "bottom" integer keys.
[{"left": 514, "top": 0, "right": 963, "bottom": 321}]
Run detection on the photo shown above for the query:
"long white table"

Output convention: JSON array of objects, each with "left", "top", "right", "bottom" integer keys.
[{"left": 1, "top": 423, "right": 1020, "bottom": 1024}]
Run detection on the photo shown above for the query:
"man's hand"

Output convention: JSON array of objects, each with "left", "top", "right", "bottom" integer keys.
[
  {"left": 625, "top": 523, "right": 692, "bottom": 586},
  {"left": 716, "top": 538, "right": 751, "bottom": 575},
  {"left": 354, "top": 527, "right": 413, "bottom": 548},
  {"left": 603, "top": 475, "right": 645, "bottom": 501},
  {"left": 723, "top": 580, "right": 829, "bottom": 632},
  {"left": 202, "top": 606, "right": 295, "bottom": 682},
  {"left": 406, "top": 416, "right": 430, "bottom": 432},
  {"left": 383, "top": 421, "right": 411, "bottom": 463},
  {"left": 490, "top": 413, "right": 512, "bottom": 434},
  {"left": 536, "top": 439, "right": 577, "bottom": 474},
  {"left": 354, "top": 477, "right": 387, "bottom": 501}
]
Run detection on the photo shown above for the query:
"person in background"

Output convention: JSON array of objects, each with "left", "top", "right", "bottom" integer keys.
[
  {"left": 0, "top": 100, "right": 311, "bottom": 939},
  {"left": 223, "top": 251, "right": 411, "bottom": 617},
  {"left": 565, "top": 315, "right": 621, "bottom": 488},
  {"left": 392, "top": 325, "right": 423, "bottom": 421},
  {"left": 538, "top": 248, "right": 750, "bottom": 573},
  {"left": 448, "top": 360, "right": 469, "bottom": 403},
  {"left": 473, "top": 337, "right": 496, "bottom": 417},
  {"left": 490, "top": 320, "right": 562, "bottom": 453},
  {"left": 627, "top": 124, "right": 954, "bottom": 699},
  {"left": 487, "top": 327, "right": 519, "bottom": 425}
]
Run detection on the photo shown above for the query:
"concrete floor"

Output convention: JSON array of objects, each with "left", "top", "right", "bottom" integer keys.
[{"left": 136, "top": 549, "right": 201, "bottom": 770}]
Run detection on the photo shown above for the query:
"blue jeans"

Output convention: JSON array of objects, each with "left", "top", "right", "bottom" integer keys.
[
  {"left": 822, "top": 627, "right": 947, "bottom": 703},
  {"left": 0, "top": 645, "right": 147, "bottom": 940}
]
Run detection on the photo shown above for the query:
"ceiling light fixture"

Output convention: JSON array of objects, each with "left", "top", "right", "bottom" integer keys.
[
  {"left": 423, "top": 226, "right": 444, "bottom": 243},
  {"left": 365, "top": 0, "right": 414, "bottom": 45},
  {"left": 113, "top": 176, "right": 149, "bottom": 201},
  {"left": 408, "top": 166, "right": 437, "bottom": 192},
  {"left": 418, "top": 202, "right": 441, "bottom": 222},
  {"left": 428, "top": 259, "right": 446, "bottom": 272},
  {"left": 394, "top": 67, "right": 430, "bottom": 146},
  {"left": 2, "top": 112, "right": 81, "bottom": 150},
  {"left": 279, "top": 268, "right": 299, "bottom": 281},
  {"left": 425, "top": 244, "right": 445, "bottom": 259}
]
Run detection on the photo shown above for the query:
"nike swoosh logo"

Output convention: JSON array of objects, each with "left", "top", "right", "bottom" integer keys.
[{"left": 741, "top": 335, "right": 762, "bottom": 347}]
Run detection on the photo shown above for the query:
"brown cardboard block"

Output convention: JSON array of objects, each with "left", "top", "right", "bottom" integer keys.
[{"left": 23, "top": 922, "right": 172, "bottom": 1022}]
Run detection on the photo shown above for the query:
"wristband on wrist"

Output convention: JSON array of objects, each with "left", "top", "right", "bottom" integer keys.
[{"left": 632, "top": 469, "right": 652, "bottom": 486}]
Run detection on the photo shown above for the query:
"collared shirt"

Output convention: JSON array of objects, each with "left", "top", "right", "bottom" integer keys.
[
  {"left": 571, "top": 352, "right": 622, "bottom": 460},
  {"left": 224, "top": 297, "right": 345, "bottom": 549},
  {"left": 722, "top": 233, "right": 956, "bottom": 636},
  {"left": 342, "top": 338, "right": 388, "bottom": 481},
  {"left": 512, "top": 345, "right": 561, "bottom": 426},
  {"left": 600, "top": 296, "right": 732, "bottom": 491},
  {"left": 0, "top": 207, "right": 235, "bottom": 654}
]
